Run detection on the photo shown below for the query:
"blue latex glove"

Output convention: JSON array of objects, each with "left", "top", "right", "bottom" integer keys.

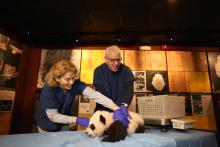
[
  {"left": 76, "top": 117, "right": 90, "bottom": 128},
  {"left": 120, "top": 105, "right": 132, "bottom": 119},
  {"left": 113, "top": 109, "right": 129, "bottom": 128}
]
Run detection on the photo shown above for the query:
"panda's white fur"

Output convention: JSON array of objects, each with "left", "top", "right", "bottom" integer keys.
[{"left": 85, "top": 110, "right": 145, "bottom": 142}]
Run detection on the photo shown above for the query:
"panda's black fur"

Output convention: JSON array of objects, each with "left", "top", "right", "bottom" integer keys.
[{"left": 85, "top": 110, "right": 145, "bottom": 142}]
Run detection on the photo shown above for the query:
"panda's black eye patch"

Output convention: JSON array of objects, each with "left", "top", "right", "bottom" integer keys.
[{"left": 90, "top": 124, "right": 95, "bottom": 130}]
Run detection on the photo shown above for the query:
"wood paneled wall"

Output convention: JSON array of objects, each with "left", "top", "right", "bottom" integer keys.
[
  {"left": 124, "top": 50, "right": 166, "bottom": 70},
  {"left": 167, "top": 51, "right": 211, "bottom": 93},
  {"left": 80, "top": 50, "right": 105, "bottom": 84},
  {"left": 10, "top": 46, "right": 220, "bottom": 133}
]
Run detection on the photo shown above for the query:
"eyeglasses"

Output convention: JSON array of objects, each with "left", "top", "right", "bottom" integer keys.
[{"left": 105, "top": 56, "right": 122, "bottom": 63}]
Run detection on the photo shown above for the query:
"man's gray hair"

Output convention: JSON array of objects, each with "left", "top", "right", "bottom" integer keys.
[{"left": 105, "top": 45, "right": 121, "bottom": 57}]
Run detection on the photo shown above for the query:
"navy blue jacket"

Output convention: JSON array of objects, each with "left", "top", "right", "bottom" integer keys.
[
  {"left": 35, "top": 80, "right": 86, "bottom": 131},
  {"left": 93, "top": 63, "right": 134, "bottom": 111}
]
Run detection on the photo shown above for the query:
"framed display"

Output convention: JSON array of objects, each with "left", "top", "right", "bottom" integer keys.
[
  {"left": 78, "top": 95, "right": 91, "bottom": 114},
  {"left": 80, "top": 96, "right": 90, "bottom": 103},
  {"left": 191, "top": 94, "right": 214, "bottom": 116},
  {"left": 0, "top": 90, "right": 15, "bottom": 112},
  {"left": 146, "top": 70, "right": 168, "bottom": 93},
  {"left": 78, "top": 93, "right": 96, "bottom": 115},
  {"left": 132, "top": 71, "right": 147, "bottom": 92},
  {"left": 0, "top": 100, "right": 13, "bottom": 112},
  {"left": 191, "top": 94, "right": 203, "bottom": 115}
]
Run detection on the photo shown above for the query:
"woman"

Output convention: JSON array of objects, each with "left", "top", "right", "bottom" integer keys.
[{"left": 35, "top": 60, "right": 129, "bottom": 132}]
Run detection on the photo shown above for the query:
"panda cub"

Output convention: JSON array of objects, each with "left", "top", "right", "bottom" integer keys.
[{"left": 85, "top": 110, "right": 145, "bottom": 142}]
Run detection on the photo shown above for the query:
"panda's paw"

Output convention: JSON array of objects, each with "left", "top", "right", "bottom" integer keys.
[{"left": 102, "top": 136, "right": 124, "bottom": 142}]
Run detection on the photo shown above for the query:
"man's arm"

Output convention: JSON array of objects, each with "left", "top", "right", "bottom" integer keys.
[
  {"left": 122, "top": 81, "right": 134, "bottom": 106},
  {"left": 94, "top": 83, "right": 108, "bottom": 96},
  {"left": 122, "top": 67, "right": 135, "bottom": 106},
  {"left": 93, "top": 67, "right": 108, "bottom": 96}
]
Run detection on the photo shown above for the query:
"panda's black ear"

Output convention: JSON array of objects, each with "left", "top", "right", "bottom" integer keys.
[{"left": 100, "top": 114, "right": 106, "bottom": 125}]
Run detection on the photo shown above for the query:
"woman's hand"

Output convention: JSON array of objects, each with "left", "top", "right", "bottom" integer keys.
[{"left": 76, "top": 117, "right": 90, "bottom": 128}]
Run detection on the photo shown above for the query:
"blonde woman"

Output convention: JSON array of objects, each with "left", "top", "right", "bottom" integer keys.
[{"left": 35, "top": 60, "right": 128, "bottom": 132}]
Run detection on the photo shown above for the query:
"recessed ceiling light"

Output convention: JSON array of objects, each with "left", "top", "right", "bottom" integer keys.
[{"left": 139, "top": 46, "right": 151, "bottom": 50}]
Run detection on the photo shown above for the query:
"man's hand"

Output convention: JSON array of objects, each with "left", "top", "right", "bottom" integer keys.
[
  {"left": 113, "top": 109, "right": 129, "bottom": 128},
  {"left": 120, "top": 105, "right": 131, "bottom": 119}
]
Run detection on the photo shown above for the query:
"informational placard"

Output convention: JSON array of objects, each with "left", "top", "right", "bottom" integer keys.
[
  {"left": 191, "top": 94, "right": 214, "bottom": 116},
  {"left": 0, "top": 90, "right": 15, "bottom": 112}
]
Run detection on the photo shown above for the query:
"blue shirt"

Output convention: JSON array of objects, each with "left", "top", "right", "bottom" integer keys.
[
  {"left": 93, "top": 63, "right": 134, "bottom": 110},
  {"left": 35, "top": 80, "right": 86, "bottom": 132}
]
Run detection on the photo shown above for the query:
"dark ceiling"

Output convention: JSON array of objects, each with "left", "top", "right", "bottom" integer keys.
[{"left": 1, "top": 0, "right": 220, "bottom": 47}]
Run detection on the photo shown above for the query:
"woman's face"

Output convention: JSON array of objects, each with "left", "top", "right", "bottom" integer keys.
[{"left": 56, "top": 72, "right": 76, "bottom": 90}]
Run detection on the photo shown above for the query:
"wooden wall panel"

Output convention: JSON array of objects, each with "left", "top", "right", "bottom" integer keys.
[
  {"left": 167, "top": 51, "right": 208, "bottom": 71},
  {"left": 168, "top": 71, "right": 190, "bottom": 92},
  {"left": 184, "top": 115, "right": 216, "bottom": 131},
  {"left": 0, "top": 112, "right": 12, "bottom": 134},
  {"left": 124, "top": 50, "right": 166, "bottom": 70},
  {"left": 70, "top": 49, "right": 81, "bottom": 71},
  {"left": 80, "top": 50, "right": 104, "bottom": 84},
  {"left": 150, "top": 51, "right": 167, "bottom": 70},
  {"left": 189, "top": 72, "right": 211, "bottom": 93},
  {"left": 123, "top": 50, "right": 132, "bottom": 70},
  {"left": 167, "top": 51, "right": 186, "bottom": 71},
  {"left": 169, "top": 71, "right": 211, "bottom": 93},
  {"left": 124, "top": 50, "right": 146, "bottom": 70},
  {"left": 192, "top": 52, "right": 208, "bottom": 71}
]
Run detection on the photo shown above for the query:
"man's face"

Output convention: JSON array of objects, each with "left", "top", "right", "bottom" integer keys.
[{"left": 105, "top": 53, "right": 122, "bottom": 72}]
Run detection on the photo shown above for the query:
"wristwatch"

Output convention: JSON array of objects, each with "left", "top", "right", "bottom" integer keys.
[{"left": 121, "top": 103, "right": 128, "bottom": 107}]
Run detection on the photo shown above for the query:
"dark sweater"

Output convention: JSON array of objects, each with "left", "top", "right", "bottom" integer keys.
[{"left": 93, "top": 63, "right": 134, "bottom": 111}]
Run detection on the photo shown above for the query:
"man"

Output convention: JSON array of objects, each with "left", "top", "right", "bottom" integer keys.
[{"left": 93, "top": 45, "right": 135, "bottom": 112}]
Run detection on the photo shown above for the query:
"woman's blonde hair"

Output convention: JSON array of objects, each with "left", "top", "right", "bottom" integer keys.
[{"left": 45, "top": 60, "right": 78, "bottom": 87}]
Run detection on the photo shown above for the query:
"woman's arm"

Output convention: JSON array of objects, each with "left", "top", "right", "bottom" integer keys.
[
  {"left": 82, "top": 86, "right": 119, "bottom": 111},
  {"left": 46, "top": 109, "right": 89, "bottom": 128},
  {"left": 45, "top": 109, "right": 77, "bottom": 124}
]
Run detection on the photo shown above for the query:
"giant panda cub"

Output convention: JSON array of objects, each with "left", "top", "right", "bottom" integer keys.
[{"left": 85, "top": 110, "right": 145, "bottom": 142}]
